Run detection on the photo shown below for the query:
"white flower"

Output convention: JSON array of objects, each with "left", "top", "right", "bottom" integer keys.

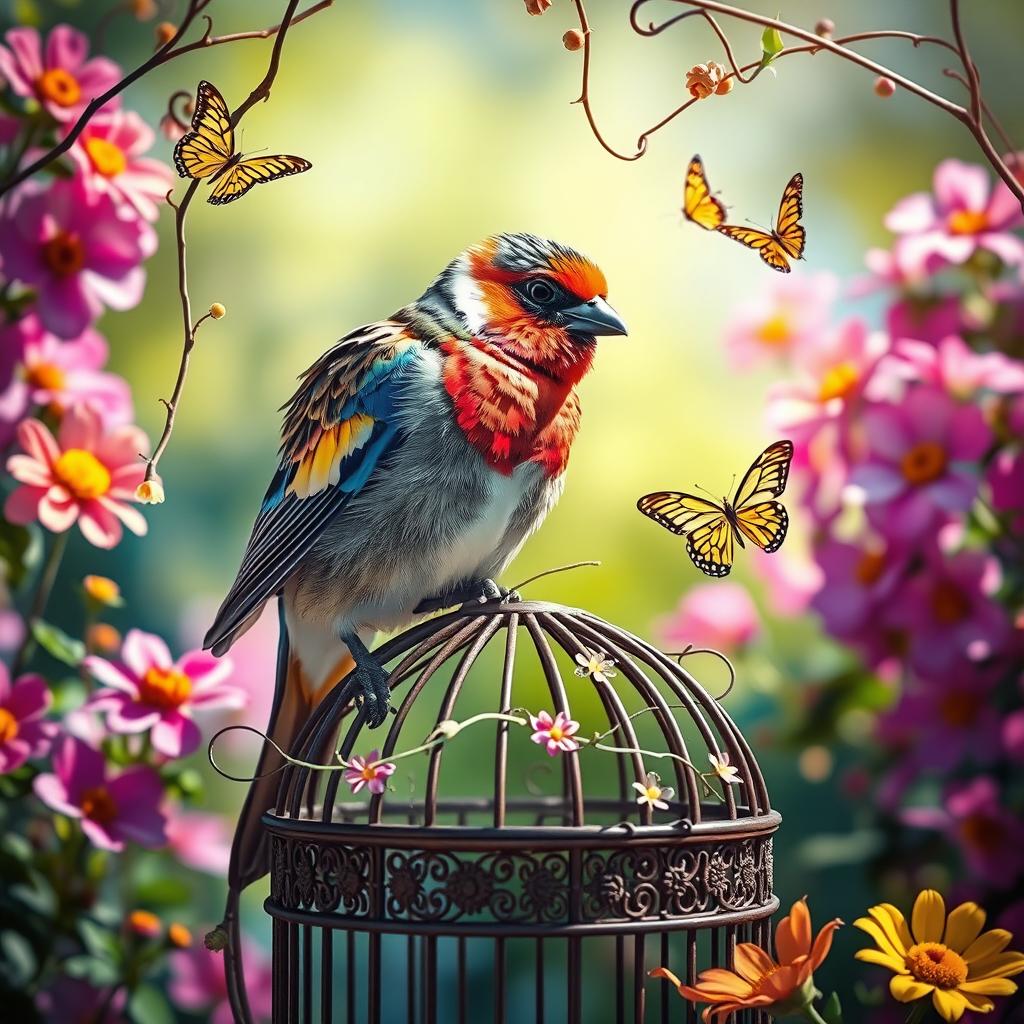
[
  {"left": 632, "top": 771, "right": 675, "bottom": 810},
  {"left": 708, "top": 751, "right": 740, "bottom": 785},
  {"left": 574, "top": 650, "right": 617, "bottom": 684}
]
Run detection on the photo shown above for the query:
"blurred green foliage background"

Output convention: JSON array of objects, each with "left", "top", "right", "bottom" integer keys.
[{"left": 11, "top": 0, "right": 1023, "bottom": 1011}]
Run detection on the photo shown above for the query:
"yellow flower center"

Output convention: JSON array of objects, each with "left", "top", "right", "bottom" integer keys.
[
  {"left": 360, "top": 765, "right": 377, "bottom": 781},
  {"left": 0, "top": 707, "right": 19, "bottom": 743},
  {"left": 939, "top": 690, "right": 981, "bottom": 727},
  {"left": 139, "top": 666, "right": 192, "bottom": 710},
  {"left": 84, "top": 136, "right": 128, "bottom": 178},
  {"left": 42, "top": 231, "right": 85, "bottom": 277},
  {"left": 36, "top": 68, "right": 81, "bottom": 107},
  {"left": 818, "top": 361, "right": 860, "bottom": 402},
  {"left": 645, "top": 785, "right": 663, "bottom": 801},
  {"left": 549, "top": 725, "right": 564, "bottom": 742},
  {"left": 54, "top": 449, "right": 111, "bottom": 501},
  {"left": 80, "top": 785, "right": 118, "bottom": 824},
  {"left": 757, "top": 313, "right": 791, "bottom": 347},
  {"left": 855, "top": 550, "right": 887, "bottom": 586},
  {"left": 947, "top": 210, "right": 990, "bottom": 236},
  {"left": 905, "top": 942, "right": 968, "bottom": 989},
  {"left": 900, "top": 441, "right": 947, "bottom": 485},
  {"left": 25, "top": 361, "right": 66, "bottom": 392},
  {"left": 930, "top": 581, "right": 971, "bottom": 624}
]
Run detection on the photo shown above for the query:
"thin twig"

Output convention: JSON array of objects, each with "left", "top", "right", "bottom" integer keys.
[
  {"left": 142, "top": 0, "right": 317, "bottom": 487},
  {"left": 0, "top": 0, "right": 332, "bottom": 194}
]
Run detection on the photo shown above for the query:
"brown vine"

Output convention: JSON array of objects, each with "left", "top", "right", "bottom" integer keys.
[{"left": 566, "top": 0, "right": 1022, "bottom": 210}]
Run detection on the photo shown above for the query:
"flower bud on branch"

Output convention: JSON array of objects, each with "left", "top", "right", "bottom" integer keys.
[{"left": 685, "top": 61, "right": 729, "bottom": 99}]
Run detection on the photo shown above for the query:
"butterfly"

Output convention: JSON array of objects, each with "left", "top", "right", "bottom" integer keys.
[
  {"left": 682, "top": 154, "right": 726, "bottom": 230},
  {"left": 636, "top": 440, "right": 793, "bottom": 577},
  {"left": 717, "top": 173, "right": 805, "bottom": 273},
  {"left": 173, "top": 80, "right": 311, "bottom": 205}
]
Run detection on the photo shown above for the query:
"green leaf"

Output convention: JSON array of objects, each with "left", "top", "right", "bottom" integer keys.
[
  {"left": 31, "top": 619, "right": 85, "bottom": 667},
  {"left": 0, "top": 931, "right": 37, "bottom": 986},
  {"left": 821, "top": 991, "right": 843, "bottom": 1024},
  {"left": 760, "top": 21, "right": 785, "bottom": 65},
  {"left": 0, "top": 520, "right": 36, "bottom": 589},
  {"left": 130, "top": 984, "right": 176, "bottom": 1024},
  {"left": 62, "top": 953, "right": 120, "bottom": 986},
  {"left": 133, "top": 876, "right": 192, "bottom": 907}
]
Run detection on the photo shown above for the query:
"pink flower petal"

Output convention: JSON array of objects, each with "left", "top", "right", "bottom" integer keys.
[
  {"left": 122, "top": 629, "right": 173, "bottom": 674},
  {"left": 4, "top": 675, "right": 50, "bottom": 721},
  {"left": 58, "top": 403, "right": 102, "bottom": 451},
  {"left": 82, "top": 656, "right": 139, "bottom": 695},
  {"left": 4, "top": 485, "right": 46, "bottom": 525},
  {"left": 44, "top": 24, "right": 89, "bottom": 75},
  {"left": 151, "top": 715, "right": 201, "bottom": 758},
  {"left": 77, "top": 501, "right": 123, "bottom": 548},
  {"left": 932, "top": 159, "right": 990, "bottom": 213},
  {"left": 16, "top": 417, "right": 59, "bottom": 466}
]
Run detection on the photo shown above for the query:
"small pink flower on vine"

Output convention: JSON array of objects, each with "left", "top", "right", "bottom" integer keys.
[
  {"left": 708, "top": 752, "right": 740, "bottom": 785},
  {"left": 574, "top": 650, "right": 616, "bottom": 684},
  {"left": 343, "top": 750, "right": 396, "bottom": 795},
  {"left": 633, "top": 772, "right": 674, "bottom": 810},
  {"left": 529, "top": 710, "right": 581, "bottom": 757}
]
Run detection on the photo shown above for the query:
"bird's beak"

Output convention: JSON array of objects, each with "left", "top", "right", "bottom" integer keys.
[{"left": 562, "top": 296, "right": 628, "bottom": 337}]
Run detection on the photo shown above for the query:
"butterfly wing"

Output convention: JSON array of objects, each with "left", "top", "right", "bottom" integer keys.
[
  {"left": 717, "top": 224, "right": 791, "bottom": 273},
  {"left": 683, "top": 155, "right": 726, "bottom": 231},
  {"left": 730, "top": 439, "right": 793, "bottom": 554},
  {"left": 174, "top": 80, "right": 234, "bottom": 180},
  {"left": 636, "top": 492, "right": 735, "bottom": 576},
  {"left": 685, "top": 516, "right": 735, "bottom": 577},
  {"left": 774, "top": 172, "right": 805, "bottom": 260},
  {"left": 735, "top": 501, "right": 789, "bottom": 553},
  {"left": 207, "top": 154, "right": 312, "bottom": 205}
]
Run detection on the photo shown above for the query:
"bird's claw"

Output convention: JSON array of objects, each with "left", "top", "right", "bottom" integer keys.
[
  {"left": 414, "top": 578, "right": 518, "bottom": 615},
  {"left": 351, "top": 659, "right": 392, "bottom": 729}
]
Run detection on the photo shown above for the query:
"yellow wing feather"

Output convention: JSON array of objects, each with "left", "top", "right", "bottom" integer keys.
[
  {"left": 683, "top": 155, "right": 726, "bottom": 231},
  {"left": 173, "top": 80, "right": 233, "bottom": 180},
  {"left": 208, "top": 154, "right": 312, "bottom": 206}
]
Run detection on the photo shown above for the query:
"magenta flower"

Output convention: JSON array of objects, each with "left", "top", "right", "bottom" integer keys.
[
  {"left": 659, "top": 582, "right": 760, "bottom": 656},
  {"left": 82, "top": 629, "right": 245, "bottom": 759},
  {"left": 886, "top": 550, "right": 1010, "bottom": 676},
  {"left": 70, "top": 108, "right": 174, "bottom": 221},
  {"left": 0, "top": 665, "right": 57, "bottom": 774},
  {"left": 2, "top": 314, "right": 132, "bottom": 427},
  {"left": 0, "top": 177, "right": 155, "bottom": 338},
  {"left": 849, "top": 387, "right": 991, "bottom": 537},
  {"left": 749, "top": 548, "right": 823, "bottom": 615},
  {"left": 0, "top": 24, "right": 121, "bottom": 122},
  {"left": 529, "top": 710, "right": 581, "bottom": 756},
  {"left": 885, "top": 159, "right": 1024, "bottom": 272},
  {"left": 171, "top": 939, "right": 272, "bottom": 1024},
  {"left": 166, "top": 808, "right": 232, "bottom": 875},
  {"left": 5, "top": 403, "right": 149, "bottom": 548},
  {"left": 875, "top": 335, "right": 1024, "bottom": 401},
  {"left": 343, "top": 749, "right": 396, "bottom": 795},
  {"left": 723, "top": 272, "right": 837, "bottom": 369},
  {"left": 33, "top": 736, "right": 167, "bottom": 851},
  {"left": 987, "top": 448, "right": 1024, "bottom": 534},
  {"left": 767, "top": 317, "right": 886, "bottom": 436}
]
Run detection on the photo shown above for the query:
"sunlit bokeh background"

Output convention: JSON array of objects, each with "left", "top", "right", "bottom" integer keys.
[{"left": 22, "top": 0, "right": 1022, "bottom": 1014}]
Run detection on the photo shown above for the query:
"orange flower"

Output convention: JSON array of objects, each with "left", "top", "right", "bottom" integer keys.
[{"left": 651, "top": 897, "right": 841, "bottom": 1021}]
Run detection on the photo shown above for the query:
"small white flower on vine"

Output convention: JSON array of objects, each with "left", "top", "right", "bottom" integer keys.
[
  {"left": 574, "top": 650, "right": 617, "bottom": 684},
  {"left": 632, "top": 772, "right": 674, "bottom": 810},
  {"left": 708, "top": 751, "right": 740, "bottom": 785}
]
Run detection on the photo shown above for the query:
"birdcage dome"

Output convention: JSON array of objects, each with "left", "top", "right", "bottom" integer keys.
[{"left": 259, "top": 598, "right": 780, "bottom": 1023}]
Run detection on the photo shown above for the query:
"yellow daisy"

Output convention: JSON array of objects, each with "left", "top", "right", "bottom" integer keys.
[{"left": 855, "top": 889, "right": 1024, "bottom": 1022}]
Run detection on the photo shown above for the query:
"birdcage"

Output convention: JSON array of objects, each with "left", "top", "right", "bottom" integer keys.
[{"left": 244, "top": 598, "right": 780, "bottom": 1023}]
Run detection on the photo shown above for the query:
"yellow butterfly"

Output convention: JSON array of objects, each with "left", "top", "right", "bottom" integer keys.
[
  {"left": 717, "top": 173, "right": 805, "bottom": 273},
  {"left": 682, "top": 154, "right": 726, "bottom": 230},
  {"left": 637, "top": 440, "right": 793, "bottom": 577},
  {"left": 173, "top": 80, "right": 311, "bottom": 206}
]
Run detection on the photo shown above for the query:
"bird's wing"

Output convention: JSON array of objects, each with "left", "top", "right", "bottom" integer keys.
[{"left": 204, "top": 321, "right": 423, "bottom": 652}]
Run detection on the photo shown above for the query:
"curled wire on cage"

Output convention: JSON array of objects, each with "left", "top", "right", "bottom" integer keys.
[{"left": 665, "top": 644, "right": 736, "bottom": 701}]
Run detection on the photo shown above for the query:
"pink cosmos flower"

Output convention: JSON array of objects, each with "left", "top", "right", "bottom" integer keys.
[
  {"left": 170, "top": 938, "right": 272, "bottom": 1024},
  {"left": 34, "top": 736, "right": 167, "bottom": 851},
  {"left": 874, "top": 335, "right": 1024, "bottom": 402},
  {"left": 904, "top": 778, "right": 1024, "bottom": 889},
  {"left": 70, "top": 108, "right": 174, "bottom": 221},
  {"left": 0, "top": 314, "right": 132, "bottom": 427},
  {"left": 848, "top": 387, "right": 991, "bottom": 537},
  {"left": 749, "top": 547, "right": 824, "bottom": 615},
  {"left": 82, "top": 629, "right": 245, "bottom": 759},
  {"left": 767, "top": 317, "right": 887, "bottom": 437},
  {"left": 658, "top": 582, "right": 760, "bottom": 656},
  {"left": 0, "top": 177, "right": 155, "bottom": 338},
  {"left": 723, "top": 272, "right": 837, "bottom": 369},
  {"left": 0, "top": 665, "right": 57, "bottom": 774},
  {"left": 886, "top": 550, "right": 1010, "bottom": 676},
  {"left": 529, "top": 710, "right": 581, "bottom": 756},
  {"left": 987, "top": 449, "right": 1024, "bottom": 534},
  {"left": 885, "top": 159, "right": 1024, "bottom": 272},
  {"left": 0, "top": 25, "right": 121, "bottom": 123},
  {"left": 5, "top": 403, "right": 149, "bottom": 549},
  {"left": 166, "top": 808, "right": 232, "bottom": 875},
  {"left": 343, "top": 749, "right": 396, "bottom": 795}
]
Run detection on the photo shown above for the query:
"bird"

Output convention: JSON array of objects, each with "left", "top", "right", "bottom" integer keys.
[{"left": 204, "top": 232, "right": 626, "bottom": 915}]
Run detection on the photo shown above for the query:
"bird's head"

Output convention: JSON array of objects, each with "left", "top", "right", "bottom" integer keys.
[{"left": 429, "top": 232, "right": 627, "bottom": 384}]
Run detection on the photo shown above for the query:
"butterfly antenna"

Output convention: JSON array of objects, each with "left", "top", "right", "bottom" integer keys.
[{"left": 694, "top": 483, "right": 718, "bottom": 500}]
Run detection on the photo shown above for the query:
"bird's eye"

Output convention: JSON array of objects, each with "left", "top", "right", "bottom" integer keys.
[{"left": 524, "top": 279, "right": 556, "bottom": 305}]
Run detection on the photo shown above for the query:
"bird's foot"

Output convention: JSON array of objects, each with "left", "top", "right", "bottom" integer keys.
[
  {"left": 342, "top": 632, "right": 392, "bottom": 729},
  {"left": 414, "top": 578, "right": 518, "bottom": 615}
]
